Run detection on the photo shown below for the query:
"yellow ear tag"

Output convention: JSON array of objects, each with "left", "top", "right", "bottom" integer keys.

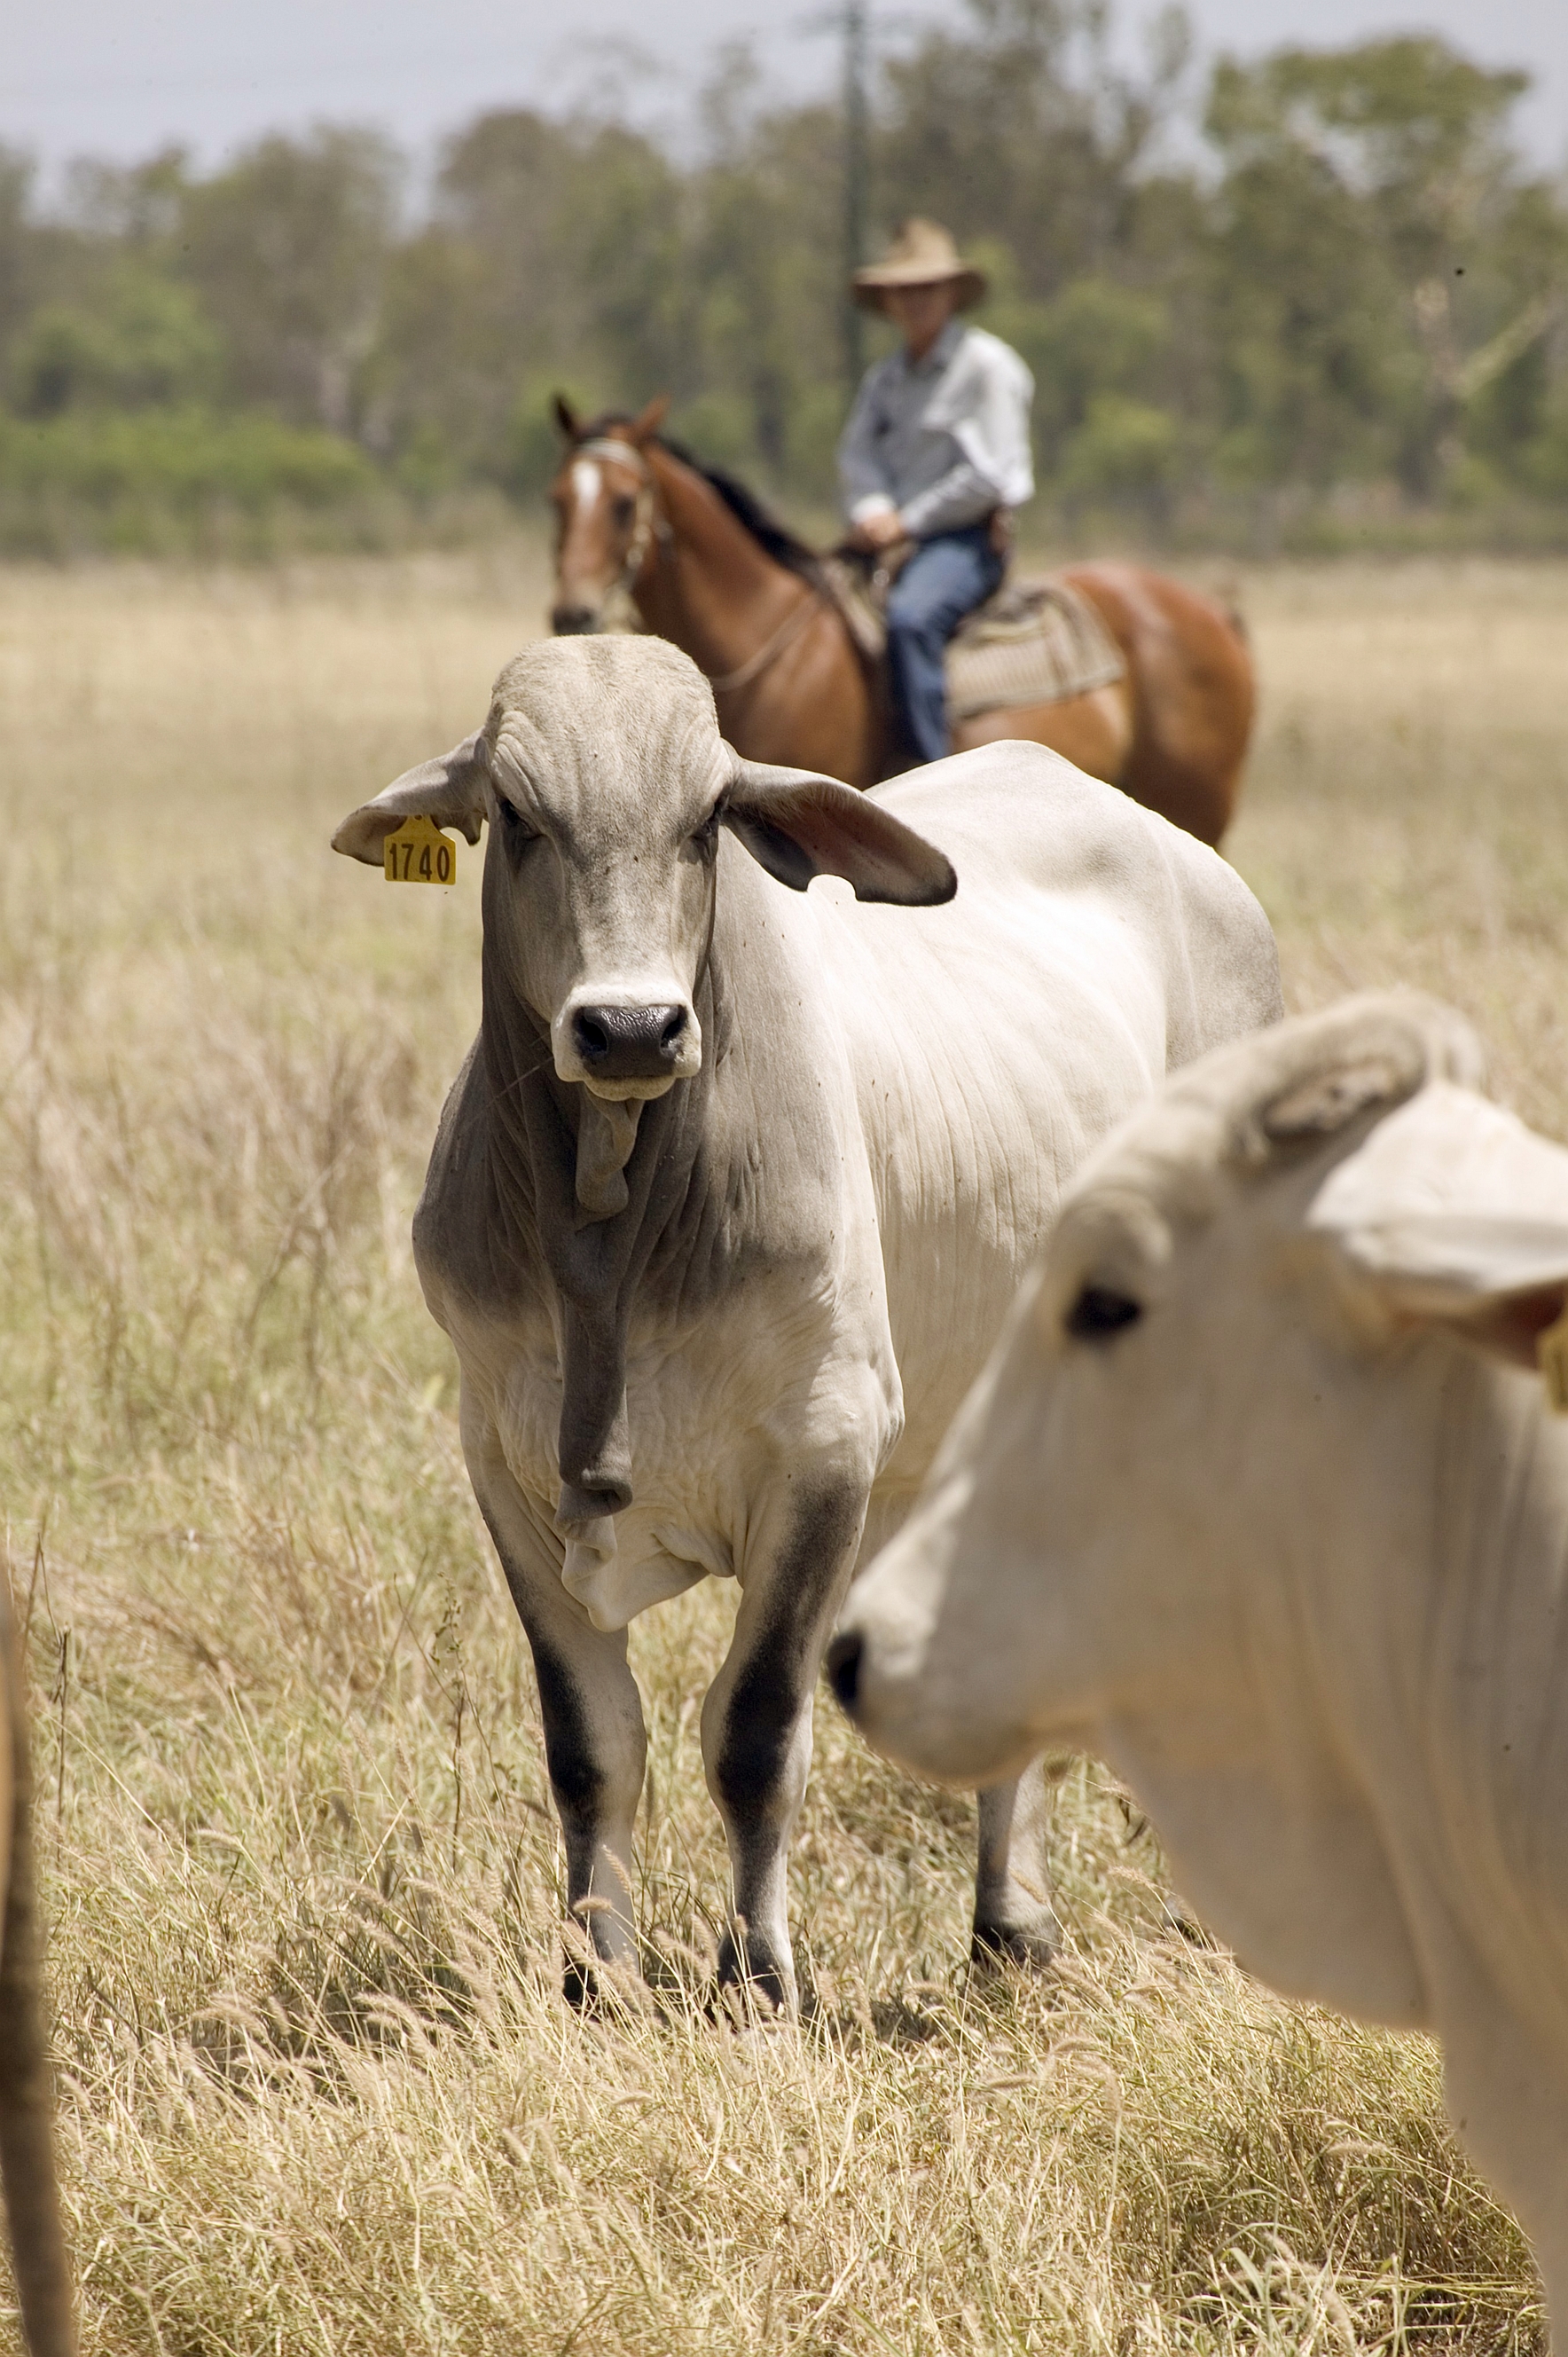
[
  {"left": 1537, "top": 1304, "right": 1568, "bottom": 1414},
  {"left": 383, "top": 813, "right": 457, "bottom": 886}
]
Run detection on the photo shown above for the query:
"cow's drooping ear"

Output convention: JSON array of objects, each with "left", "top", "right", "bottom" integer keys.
[
  {"left": 1308, "top": 1082, "right": 1568, "bottom": 1376},
  {"left": 553, "top": 391, "right": 582, "bottom": 440},
  {"left": 1323, "top": 1212, "right": 1568, "bottom": 1371},
  {"left": 723, "top": 758, "right": 957, "bottom": 907},
  {"left": 331, "top": 732, "right": 490, "bottom": 866}
]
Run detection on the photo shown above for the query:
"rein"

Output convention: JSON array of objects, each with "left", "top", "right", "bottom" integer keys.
[
  {"left": 705, "top": 587, "right": 825, "bottom": 695},
  {"left": 570, "top": 436, "right": 829, "bottom": 694}
]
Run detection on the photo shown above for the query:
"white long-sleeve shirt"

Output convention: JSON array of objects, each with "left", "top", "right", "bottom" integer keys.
[{"left": 837, "top": 319, "right": 1035, "bottom": 538}]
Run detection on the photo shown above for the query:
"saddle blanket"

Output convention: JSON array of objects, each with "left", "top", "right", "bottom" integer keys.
[
  {"left": 946, "top": 576, "right": 1126, "bottom": 719},
  {"left": 822, "top": 563, "right": 1126, "bottom": 719}
]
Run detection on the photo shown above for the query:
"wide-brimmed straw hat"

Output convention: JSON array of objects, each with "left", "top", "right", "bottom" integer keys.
[{"left": 851, "top": 218, "right": 987, "bottom": 312}]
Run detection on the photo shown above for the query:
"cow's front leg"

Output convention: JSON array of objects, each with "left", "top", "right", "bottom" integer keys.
[
  {"left": 972, "top": 1756, "right": 1062, "bottom": 1968},
  {"left": 470, "top": 1456, "right": 647, "bottom": 1999},
  {"left": 702, "top": 1481, "right": 867, "bottom": 2016}
]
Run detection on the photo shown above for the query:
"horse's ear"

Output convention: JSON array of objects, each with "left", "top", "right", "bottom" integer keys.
[
  {"left": 553, "top": 392, "right": 582, "bottom": 441},
  {"left": 630, "top": 395, "right": 670, "bottom": 445}
]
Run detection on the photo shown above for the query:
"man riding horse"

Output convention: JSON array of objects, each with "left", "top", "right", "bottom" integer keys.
[
  {"left": 546, "top": 257, "right": 1253, "bottom": 843},
  {"left": 838, "top": 219, "right": 1035, "bottom": 766}
]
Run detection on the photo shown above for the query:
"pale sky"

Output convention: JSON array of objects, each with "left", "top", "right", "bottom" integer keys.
[{"left": 3, "top": 0, "right": 1564, "bottom": 190}]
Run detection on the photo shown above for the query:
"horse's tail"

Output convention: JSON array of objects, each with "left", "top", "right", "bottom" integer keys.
[{"left": 0, "top": 1594, "right": 75, "bottom": 2357}]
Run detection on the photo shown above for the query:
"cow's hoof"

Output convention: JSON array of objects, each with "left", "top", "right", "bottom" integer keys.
[
  {"left": 561, "top": 1947, "right": 646, "bottom": 2013},
  {"left": 1163, "top": 1899, "right": 1217, "bottom": 1948},
  {"left": 563, "top": 1956, "right": 620, "bottom": 2012},
  {"left": 970, "top": 1913, "right": 1061, "bottom": 1973},
  {"left": 717, "top": 1926, "right": 795, "bottom": 2022}
]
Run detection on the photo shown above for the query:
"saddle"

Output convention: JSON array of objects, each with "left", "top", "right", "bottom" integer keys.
[{"left": 820, "top": 555, "right": 1126, "bottom": 722}]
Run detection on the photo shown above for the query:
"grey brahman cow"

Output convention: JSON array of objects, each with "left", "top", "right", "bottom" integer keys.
[
  {"left": 834, "top": 991, "right": 1568, "bottom": 2321},
  {"left": 333, "top": 634, "right": 1280, "bottom": 2012}
]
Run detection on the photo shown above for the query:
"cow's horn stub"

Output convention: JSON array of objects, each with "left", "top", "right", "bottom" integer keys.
[
  {"left": 1260, "top": 1055, "right": 1416, "bottom": 1144},
  {"left": 1227, "top": 994, "right": 1487, "bottom": 1168}
]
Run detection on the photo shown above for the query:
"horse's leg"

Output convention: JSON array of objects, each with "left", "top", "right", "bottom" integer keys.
[{"left": 953, "top": 685, "right": 1133, "bottom": 782}]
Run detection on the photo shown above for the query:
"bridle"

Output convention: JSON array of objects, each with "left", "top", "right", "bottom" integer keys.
[
  {"left": 568, "top": 437, "right": 669, "bottom": 617},
  {"left": 564, "top": 436, "right": 828, "bottom": 694}
]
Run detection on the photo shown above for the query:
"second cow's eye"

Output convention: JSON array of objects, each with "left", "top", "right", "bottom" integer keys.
[
  {"left": 611, "top": 496, "right": 637, "bottom": 529},
  {"left": 1065, "top": 1284, "right": 1143, "bottom": 1341}
]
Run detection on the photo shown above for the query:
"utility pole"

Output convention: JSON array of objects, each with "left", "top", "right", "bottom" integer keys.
[
  {"left": 842, "top": 0, "right": 870, "bottom": 390},
  {"left": 800, "top": 0, "right": 874, "bottom": 391}
]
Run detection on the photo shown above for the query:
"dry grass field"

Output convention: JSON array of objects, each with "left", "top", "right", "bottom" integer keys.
[{"left": 0, "top": 548, "right": 1564, "bottom": 2354}]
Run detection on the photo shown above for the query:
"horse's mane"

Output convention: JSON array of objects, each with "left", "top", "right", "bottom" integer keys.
[{"left": 577, "top": 412, "right": 825, "bottom": 586}]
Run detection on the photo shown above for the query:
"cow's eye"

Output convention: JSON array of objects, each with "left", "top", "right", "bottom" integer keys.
[
  {"left": 610, "top": 495, "right": 637, "bottom": 529},
  {"left": 1065, "top": 1284, "right": 1143, "bottom": 1341},
  {"left": 499, "top": 799, "right": 538, "bottom": 844},
  {"left": 689, "top": 810, "right": 720, "bottom": 856}
]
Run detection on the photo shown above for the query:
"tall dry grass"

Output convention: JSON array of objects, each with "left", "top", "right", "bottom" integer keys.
[{"left": 0, "top": 550, "right": 1562, "bottom": 2353}]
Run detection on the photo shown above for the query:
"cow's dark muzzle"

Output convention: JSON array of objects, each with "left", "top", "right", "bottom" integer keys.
[
  {"left": 551, "top": 603, "right": 602, "bottom": 635},
  {"left": 574, "top": 1002, "right": 689, "bottom": 1081}
]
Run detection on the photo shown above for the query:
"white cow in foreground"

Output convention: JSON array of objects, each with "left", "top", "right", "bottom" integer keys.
[
  {"left": 333, "top": 635, "right": 1280, "bottom": 2012},
  {"left": 834, "top": 991, "right": 1568, "bottom": 2318}
]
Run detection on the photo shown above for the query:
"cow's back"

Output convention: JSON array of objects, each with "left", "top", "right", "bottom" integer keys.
[
  {"left": 811, "top": 742, "right": 1280, "bottom": 1524},
  {"left": 869, "top": 742, "right": 1280, "bottom": 1061}
]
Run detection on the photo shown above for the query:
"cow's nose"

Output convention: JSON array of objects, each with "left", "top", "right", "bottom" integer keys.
[
  {"left": 573, "top": 1003, "right": 688, "bottom": 1080},
  {"left": 826, "top": 1630, "right": 863, "bottom": 1717},
  {"left": 552, "top": 603, "right": 601, "bottom": 636}
]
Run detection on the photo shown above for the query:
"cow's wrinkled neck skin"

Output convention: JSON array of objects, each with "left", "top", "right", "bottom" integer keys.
[{"left": 471, "top": 900, "right": 725, "bottom": 1536}]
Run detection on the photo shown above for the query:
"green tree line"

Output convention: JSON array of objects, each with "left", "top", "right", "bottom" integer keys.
[{"left": 2, "top": 0, "right": 1565, "bottom": 552}]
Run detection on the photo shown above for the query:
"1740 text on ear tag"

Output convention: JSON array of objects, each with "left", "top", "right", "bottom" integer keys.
[{"left": 383, "top": 814, "right": 458, "bottom": 886}]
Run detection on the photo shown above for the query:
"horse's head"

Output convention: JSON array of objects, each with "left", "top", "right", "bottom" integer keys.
[{"left": 549, "top": 395, "right": 670, "bottom": 635}]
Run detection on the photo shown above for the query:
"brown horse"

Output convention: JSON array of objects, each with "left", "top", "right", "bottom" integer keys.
[{"left": 548, "top": 397, "right": 1254, "bottom": 846}]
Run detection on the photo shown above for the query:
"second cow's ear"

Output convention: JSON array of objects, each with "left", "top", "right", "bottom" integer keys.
[
  {"left": 1308, "top": 1083, "right": 1568, "bottom": 1376},
  {"left": 332, "top": 733, "right": 490, "bottom": 866},
  {"left": 723, "top": 758, "right": 957, "bottom": 907},
  {"left": 1326, "top": 1211, "right": 1568, "bottom": 1371}
]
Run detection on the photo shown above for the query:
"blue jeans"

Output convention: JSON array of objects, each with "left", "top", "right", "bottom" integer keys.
[{"left": 886, "top": 525, "right": 1005, "bottom": 765}]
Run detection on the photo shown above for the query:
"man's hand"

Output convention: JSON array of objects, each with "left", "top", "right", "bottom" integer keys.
[{"left": 846, "top": 508, "right": 910, "bottom": 554}]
